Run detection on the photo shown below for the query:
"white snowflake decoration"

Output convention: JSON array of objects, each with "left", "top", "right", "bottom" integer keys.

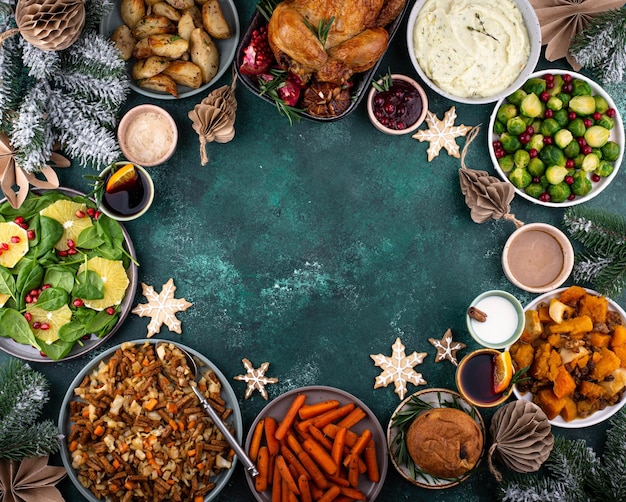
[{"left": 370, "top": 337, "right": 427, "bottom": 400}]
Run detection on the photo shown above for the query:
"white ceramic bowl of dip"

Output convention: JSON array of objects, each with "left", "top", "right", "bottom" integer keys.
[
  {"left": 466, "top": 290, "right": 525, "bottom": 349},
  {"left": 502, "top": 223, "right": 575, "bottom": 293},
  {"left": 406, "top": 0, "right": 541, "bottom": 104},
  {"left": 117, "top": 104, "right": 178, "bottom": 167}
]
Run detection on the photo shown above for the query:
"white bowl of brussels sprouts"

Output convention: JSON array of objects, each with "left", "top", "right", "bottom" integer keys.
[{"left": 489, "top": 69, "right": 624, "bottom": 207}]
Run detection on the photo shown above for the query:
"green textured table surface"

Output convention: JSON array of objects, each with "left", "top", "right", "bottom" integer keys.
[{"left": 2, "top": 1, "right": 626, "bottom": 500}]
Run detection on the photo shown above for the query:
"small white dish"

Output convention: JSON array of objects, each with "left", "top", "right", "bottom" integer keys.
[{"left": 466, "top": 290, "right": 524, "bottom": 349}]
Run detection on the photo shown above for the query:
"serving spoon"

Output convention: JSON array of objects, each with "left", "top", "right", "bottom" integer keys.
[{"left": 156, "top": 342, "right": 259, "bottom": 477}]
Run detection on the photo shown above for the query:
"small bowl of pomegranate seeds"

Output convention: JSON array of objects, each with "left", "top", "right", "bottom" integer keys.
[{"left": 367, "top": 73, "right": 428, "bottom": 135}]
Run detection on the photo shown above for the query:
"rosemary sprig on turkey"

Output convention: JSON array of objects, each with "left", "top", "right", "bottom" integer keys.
[{"left": 302, "top": 16, "right": 335, "bottom": 46}]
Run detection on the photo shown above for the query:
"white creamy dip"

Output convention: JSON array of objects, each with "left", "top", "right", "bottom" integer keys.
[
  {"left": 122, "top": 111, "right": 176, "bottom": 166},
  {"left": 413, "top": 0, "right": 530, "bottom": 98}
]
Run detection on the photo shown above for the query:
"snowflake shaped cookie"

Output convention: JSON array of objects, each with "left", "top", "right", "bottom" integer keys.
[
  {"left": 131, "top": 278, "right": 193, "bottom": 337},
  {"left": 234, "top": 358, "right": 279, "bottom": 400},
  {"left": 429, "top": 328, "right": 467, "bottom": 366},
  {"left": 412, "top": 106, "right": 472, "bottom": 161},
  {"left": 370, "top": 337, "right": 427, "bottom": 400}
]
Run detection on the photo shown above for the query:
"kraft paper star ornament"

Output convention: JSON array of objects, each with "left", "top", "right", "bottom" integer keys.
[
  {"left": 132, "top": 278, "right": 192, "bottom": 337},
  {"left": 370, "top": 337, "right": 427, "bottom": 400},
  {"left": 429, "top": 328, "right": 467, "bottom": 366},
  {"left": 0, "top": 455, "right": 66, "bottom": 502},
  {"left": 234, "top": 358, "right": 278, "bottom": 400},
  {"left": 412, "top": 106, "right": 472, "bottom": 161}
]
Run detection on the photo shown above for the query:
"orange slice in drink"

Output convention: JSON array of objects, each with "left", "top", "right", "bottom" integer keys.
[
  {"left": 493, "top": 350, "right": 513, "bottom": 394},
  {"left": 106, "top": 163, "right": 137, "bottom": 193}
]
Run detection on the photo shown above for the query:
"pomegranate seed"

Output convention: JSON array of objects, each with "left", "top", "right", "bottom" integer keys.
[
  {"left": 75, "top": 210, "right": 86, "bottom": 218},
  {"left": 32, "top": 321, "right": 41, "bottom": 329},
  {"left": 81, "top": 334, "right": 91, "bottom": 340},
  {"left": 14, "top": 216, "right": 24, "bottom": 224},
  {"left": 73, "top": 299, "right": 84, "bottom": 307},
  {"left": 494, "top": 149, "right": 505, "bottom": 159},
  {"left": 39, "top": 351, "right": 47, "bottom": 357},
  {"left": 525, "top": 126, "right": 534, "bottom": 135},
  {"left": 106, "top": 307, "right": 115, "bottom": 315},
  {"left": 87, "top": 207, "right": 96, "bottom": 217},
  {"left": 67, "top": 248, "right": 78, "bottom": 255},
  {"left": 532, "top": 176, "right": 540, "bottom": 184},
  {"left": 95, "top": 211, "right": 102, "bottom": 220},
  {"left": 41, "top": 284, "right": 51, "bottom": 290},
  {"left": 40, "top": 323, "right": 50, "bottom": 330},
  {"left": 0, "top": 243, "right": 8, "bottom": 251},
  {"left": 27, "top": 230, "right": 35, "bottom": 239},
  {"left": 10, "top": 235, "right": 20, "bottom": 243},
  {"left": 18, "top": 222, "right": 28, "bottom": 229},
  {"left": 67, "top": 239, "right": 75, "bottom": 248},
  {"left": 24, "top": 312, "right": 32, "bottom": 322},
  {"left": 25, "top": 295, "right": 33, "bottom": 303},
  {"left": 29, "top": 289, "right": 38, "bottom": 296},
  {"left": 57, "top": 249, "right": 68, "bottom": 257},
  {"left": 562, "top": 83, "right": 573, "bottom": 93},
  {"left": 492, "top": 140, "right": 502, "bottom": 149}
]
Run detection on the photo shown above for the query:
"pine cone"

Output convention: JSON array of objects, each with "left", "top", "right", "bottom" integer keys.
[
  {"left": 302, "top": 83, "right": 351, "bottom": 117},
  {"left": 15, "top": 0, "right": 85, "bottom": 51}
]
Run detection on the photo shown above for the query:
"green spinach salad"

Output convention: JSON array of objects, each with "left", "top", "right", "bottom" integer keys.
[{"left": 0, "top": 189, "right": 137, "bottom": 361}]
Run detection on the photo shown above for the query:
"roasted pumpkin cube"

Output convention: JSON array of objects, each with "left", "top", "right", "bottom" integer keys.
[
  {"left": 578, "top": 293, "right": 608, "bottom": 324},
  {"left": 547, "top": 315, "right": 593, "bottom": 336},
  {"left": 560, "top": 396, "right": 578, "bottom": 422},
  {"left": 578, "top": 380, "right": 606, "bottom": 400},
  {"left": 547, "top": 333, "right": 563, "bottom": 348},
  {"left": 531, "top": 343, "right": 562, "bottom": 382},
  {"left": 613, "top": 345, "right": 626, "bottom": 367},
  {"left": 589, "top": 332, "right": 611, "bottom": 348},
  {"left": 535, "top": 388, "right": 567, "bottom": 420},
  {"left": 590, "top": 347, "right": 621, "bottom": 380},
  {"left": 511, "top": 342, "right": 534, "bottom": 371},
  {"left": 576, "top": 398, "right": 599, "bottom": 418},
  {"left": 537, "top": 304, "right": 552, "bottom": 323},
  {"left": 558, "top": 285, "right": 587, "bottom": 305},
  {"left": 610, "top": 324, "right": 626, "bottom": 347},
  {"left": 553, "top": 365, "right": 576, "bottom": 398}
]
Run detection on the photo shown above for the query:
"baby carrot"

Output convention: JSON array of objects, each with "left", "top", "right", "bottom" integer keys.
[
  {"left": 298, "top": 474, "right": 313, "bottom": 502},
  {"left": 336, "top": 407, "right": 366, "bottom": 429},
  {"left": 255, "top": 446, "right": 269, "bottom": 492},
  {"left": 322, "top": 423, "right": 359, "bottom": 446},
  {"left": 298, "top": 399, "right": 340, "bottom": 420},
  {"left": 343, "top": 429, "right": 372, "bottom": 468},
  {"left": 249, "top": 418, "right": 265, "bottom": 462},
  {"left": 348, "top": 453, "right": 359, "bottom": 488},
  {"left": 331, "top": 426, "right": 347, "bottom": 468},
  {"left": 311, "top": 403, "right": 355, "bottom": 429},
  {"left": 264, "top": 416, "right": 280, "bottom": 456},
  {"left": 271, "top": 462, "right": 282, "bottom": 502},
  {"left": 275, "top": 394, "right": 306, "bottom": 441},
  {"left": 280, "top": 443, "right": 309, "bottom": 482},
  {"left": 339, "top": 486, "right": 366, "bottom": 500},
  {"left": 302, "top": 438, "right": 338, "bottom": 475},
  {"left": 276, "top": 455, "right": 300, "bottom": 496},
  {"left": 308, "top": 424, "right": 333, "bottom": 451},
  {"left": 364, "top": 440, "right": 379, "bottom": 483},
  {"left": 318, "top": 485, "right": 341, "bottom": 502},
  {"left": 286, "top": 434, "right": 328, "bottom": 490}
]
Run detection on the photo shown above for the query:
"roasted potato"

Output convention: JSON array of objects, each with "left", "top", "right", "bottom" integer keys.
[
  {"left": 138, "top": 74, "right": 178, "bottom": 97},
  {"left": 165, "top": 0, "right": 194, "bottom": 9},
  {"left": 177, "top": 11, "right": 196, "bottom": 40},
  {"left": 185, "top": 4, "right": 203, "bottom": 28},
  {"left": 163, "top": 60, "right": 203, "bottom": 88},
  {"left": 110, "top": 24, "right": 136, "bottom": 60},
  {"left": 189, "top": 28, "right": 219, "bottom": 84},
  {"left": 120, "top": 0, "right": 146, "bottom": 29},
  {"left": 151, "top": 1, "right": 182, "bottom": 21},
  {"left": 132, "top": 15, "right": 176, "bottom": 39},
  {"left": 131, "top": 55, "right": 171, "bottom": 79},
  {"left": 201, "top": 0, "right": 231, "bottom": 39},
  {"left": 132, "top": 37, "right": 153, "bottom": 59},
  {"left": 146, "top": 34, "right": 189, "bottom": 59}
]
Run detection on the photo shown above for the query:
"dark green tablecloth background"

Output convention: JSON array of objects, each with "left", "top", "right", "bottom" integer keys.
[{"left": 1, "top": 1, "right": 625, "bottom": 500}]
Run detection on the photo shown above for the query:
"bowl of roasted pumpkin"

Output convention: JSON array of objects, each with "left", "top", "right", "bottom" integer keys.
[
  {"left": 235, "top": 0, "right": 410, "bottom": 123},
  {"left": 511, "top": 285, "right": 626, "bottom": 428}
]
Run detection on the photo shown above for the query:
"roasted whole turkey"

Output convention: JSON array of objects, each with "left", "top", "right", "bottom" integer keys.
[{"left": 267, "top": 0, "right": 406, "bottom": 85}]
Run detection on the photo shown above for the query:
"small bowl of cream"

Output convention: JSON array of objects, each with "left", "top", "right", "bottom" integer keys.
[
  {"left": 117, "top": 104, "right": 178, "bottom": 167},
  {"left": 502, "top": 223, "right": 575, "bottom": 293},
  {"left": 466, "top": 290, "right": 524, "bottom": 349}
]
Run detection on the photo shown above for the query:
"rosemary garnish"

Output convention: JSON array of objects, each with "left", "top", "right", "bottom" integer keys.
[
  {"left": 257, "top": 69, "right": 303, "bottom": 126},
  {"left": 256, "top": 0, "right": 280, "bottom": 22},
  {"left": 371, "top": 67, "right": 393, "bottom": 92},
  {"left": 467, "top": 13, "right": 498, "bottom": 42},
  {"left": 302, "top": 16, "right": 335, "bottom": 46}
]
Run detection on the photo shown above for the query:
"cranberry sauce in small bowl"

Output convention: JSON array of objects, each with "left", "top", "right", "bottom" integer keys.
[{"left": 367, "top": 74, "right": 428, "bottom": 135}]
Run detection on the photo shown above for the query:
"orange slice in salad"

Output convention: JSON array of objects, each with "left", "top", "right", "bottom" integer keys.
[{"left": 0, "top": 222, "right": 29, "bottom": 268}]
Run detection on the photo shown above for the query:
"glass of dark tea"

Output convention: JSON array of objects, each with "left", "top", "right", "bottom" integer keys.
[
  {"left": 98, "top": 162, "right": 154, "bottom": 221},
  {"left": 456, "top": 348, "right": 513, "bottom": 408}
]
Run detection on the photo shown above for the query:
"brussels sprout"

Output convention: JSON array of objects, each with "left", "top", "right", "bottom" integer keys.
[
  {"left": 567, "top": 117, "right": 586, "bottom": 138},
  {"left": 525, "top": 183, "right": 544, "bottom": 199},
  {"left": 539, "top": 145, "right": 566, "bottom": 167},
  {"left": 553, "top": 109, "right": 569, "bottom": 128},
  {"left": 571, "top": 79, "right": 592, "bottom": 96},
  {"left": 497, "top": 103, "right": 518, "bottom": 123},
  {"left": 548, "top": 75, "right": 564, "bottom": 95},
  {"left": 545, "top": 164, "right": 569, "bottom": 184},
  {"left": 563, "top": 140, "right": 580, "bottom": 159},
  {"left": 595, "top": 160, "right": 615, "bottom": 178},
  {"left": 500, "top": 132, "right": 522, "bottom": 153},
  {"left": 592, "top": 148, "right": 603, "bottom": 160},
  {"left": 507, "top": 116, "right": 528, "bottom": 135},
  {"left": 527, "top": 133, "right": 545, "bottom": 152},
  {"left": 581, "top": 152, "right": 600, "bottom": 172},
  {"left": 539, "top": 175, "right": 549, "bottom": 188},
  {"left": 594, "top": 95, "right": 609, "bottom": 114},
  {"left": 546, "top": 96, "right": 563, "bottom": 111},
  {"left": 548, "top": 182, "right": 571, "bottom": 202},
  {"left": 522, "top": 115, "right": 535, "bottom": 125},
  {"left": 523, "top": 78, "right": 547, "bottom": 95},
  {"left": 557, "top": 92, "right": 571, "bottom": 107},
  {"left": 507, "top": 89, "right": 527, "bottom": 105},
  {"left": 573, "top": 153, "right": 585, "bottom": 168},
  {"left": 520, "top": 93, "right": 542, "bottom": 118},
  {"left": 528, "top": 157, "right": 545, "bottom": 177},
  {"left": 493, "top": 120, "right": 506, "bottom": 134},
  {"left": 531, "top": 119, "right": 543, "bottom": 132},
  {"left": 571, "top": 171, "right": 592, "bottom": 197},
  {"left": 601, "top": 141, "right": 620, "bottom": 162},
  {"left": 514, "top": 149, "right": 530, "bottom": 169},
  {"left": 509, "top": 167, "right": 532, "bottom": 189},
  {"left": 554, "top": 129, "right": 574, "bottom": 149},
  {"left": 596, "top": 115, "right": 615, "bottom": 130},
  {"left": 540, "top": 118, "right": 560, "bottom": 137},
  {"left": 498, "top": 154, "right": 515, "bottom": 173},
  {"left": 569, "top": 95, "right": 596, "bottom": 115},
  {"left": 584, "top": 125, "right": 610, "bottom": 148}
]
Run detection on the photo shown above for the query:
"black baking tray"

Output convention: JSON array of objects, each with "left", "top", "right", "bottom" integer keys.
[{"left": 234, "top": 2, "right": 410, "bottom": 123}]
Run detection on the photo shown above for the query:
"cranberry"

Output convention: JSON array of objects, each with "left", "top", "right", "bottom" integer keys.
[
  {"left": 565, "top": 175, "right": 574, "bottom": 185},
  {"left": 606, "top": 108, "right": 616, "bottom": 118},
  {"left": 73, "top": 299, "right": 84, "bottom": 307},
  {"left": 591, "top": 173, "right": 601, "bottom": 182},
  {"left": 540, "top": 91, "right": 551, "bottom": 102},
  {"left": 492, "top": 140, "right": 502, "bottom": 149},
  {"left": 494, "top": 148, "right": 505, "bottom": 159},
  {"left": 544, "top": 109, "right": 554, "bottom": 118},
  {"left": 539, "top": 193, "right": 551, "bottom": 202},
  {"left": 562, "top": 74, "right": 573, "bottom": 83},
  {"left": 583, "top": 118, "right": 593, "bottom": 128},
  {"left": 532, "top": 176, "right": 540, "bottom": 184},
  {"left": 543, "top": 136, "right": 553, "bottom": 145},
  {"left": 567, "top": 193, "right": 576, "bottom": 200},
  {"left": 544, "top": 73, "right": 554, "bottom": 82},
  {"left": 593, "top": 112, "right": 602, "bottom": 121},
  {"left": 371, "top": 79, "right": 423, "bottom": 132},
  {"left": 529, "top": 149, "right": 538, "bottom": 158},
  {"left": 562, "top": 83, "right": 573, "bottom": 93},
  {"left": 519, "top": 133, "right": 530, "bottom": 144},
  {"left": 582, "top": 145, "right": 593, "bottom": 155},
  {"left": 384, "top": 102, "right": 395, "bottom": 115},
  {"left": 525, "top": 126, "right": 534, "bottom": 135},
  {"left": 546, "top": 81, "right": 554, "bottom": 89},
  {"left": 568, "top": 111, "right": 577, "bottom": 121},
  {"left": 566, "top": 159, "right": 575, "bottom": 168},
  {"left": 577, "top": 137, "right": 587, "bottom": 147}
]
